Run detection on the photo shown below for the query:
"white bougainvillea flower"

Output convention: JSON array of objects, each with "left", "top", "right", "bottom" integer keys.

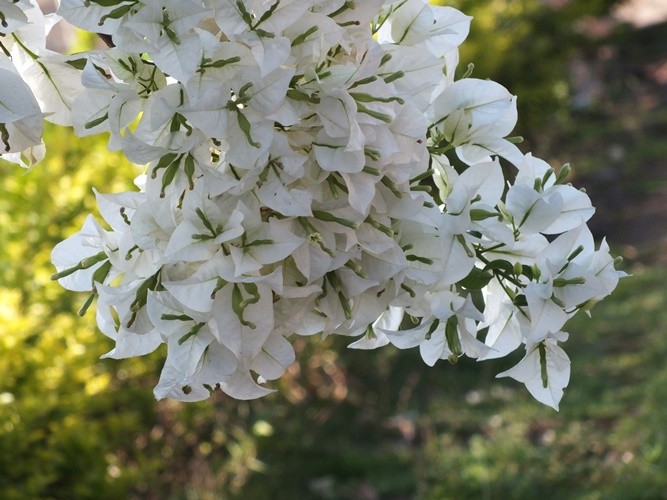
[
  {"left": 13, "top": 52, "right": 84, "bottom": 127},
  {"left": 479, "top": 280, "right": 525, "bottom": 360},
  {"left": 430, "top": 78, "right": 523, "bottom": 165},
  {"left": 0, "top": 56, "right": 44, "bottom": 161},
  {"left": 497, "top": 332, "right": 571, "bottom": 410},
  {"left": 57, "top": 0, "right": 123, "bottom": 34},
  {"left": 377, "top": 0, "right": 471, "bottom": 58},
  {"left": 505, "top": 183, "right": 565, "bottom": 235},
  {"left": 506, "top": 177, "right": 595, "bottom": 236},
  {"left": 51, "top": 215, "right": 112, "bottom": 292},
  {"left": 0, "top": 0, "right": 622, "bottom": 409},
  {"left": 348, "top": 306, "right": 403, "bottom": 350},
  {"left": 0, "top": 0, "right": 33, "bottom": 35}
]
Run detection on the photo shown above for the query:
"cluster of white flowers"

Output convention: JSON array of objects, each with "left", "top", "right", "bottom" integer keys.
[{"left": 1, "top": 0, "right": 625, "bottom": 409}]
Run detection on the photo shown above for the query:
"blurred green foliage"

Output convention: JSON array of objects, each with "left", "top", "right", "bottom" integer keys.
[
  {"left": 0, "top": 127, "right": 281, "bottom": 498},
  {"left": 435, "top": 0, "right": 624, "bottom": 156},
  {"left": 2, "top": 1, "right": 666, "bottom": 497},
  {"left": 1, "top": 126, "right": 666, "bottom": 497},
  {"left": 437, "top": 0, "right": 667, "bottom": 194},
  {"left": 0, "top": 126, "right": 153, "bottom": 498}
]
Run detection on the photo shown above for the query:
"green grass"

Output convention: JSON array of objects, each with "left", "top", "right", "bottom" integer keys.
[
  {"left": 413, "top": 266, "right": 667, "bottom": 499},
  {"left": 228, "top": 265, "right": 667, "bottom": 499}
]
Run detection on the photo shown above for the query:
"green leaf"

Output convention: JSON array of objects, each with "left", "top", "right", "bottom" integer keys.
[
  {"left": 458, "top": 267, "right": 493, "bottom": 290},
  {"left": 84, "top": 113, "right": 109, "bottom": 130},
  {"left": 235, "top": 109, "right": 261, "bottom": 148},
  {"left": 90, "top": 0, "right": 131, "bottom": 6},
  {"left": 445, "top": 316, "right": 462, "bottom": 359},
  {"left": 232, "top": 284, "right": 256, "bottom": 329},
  {"left": 539, "top": 342, "right": 548, "bottom": 388},
  {"left": 483, "top": 259, "right": 515, "bottom": 276},
  {"left": 291, "top": 26, "right": 319, "bottom": 47},
  {"left": 151, "top": 152, "right": 178, "bottom": 179},
  {"left": 183, "top": 154, "right": 195, "bottom": 190},
  {"left": 99, "top": 3, "right": 133, "bottom": 25}
]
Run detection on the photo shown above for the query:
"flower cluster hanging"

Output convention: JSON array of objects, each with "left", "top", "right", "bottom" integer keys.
[{"left": 0, "top": 0, "right": 625, "bottom": 409}]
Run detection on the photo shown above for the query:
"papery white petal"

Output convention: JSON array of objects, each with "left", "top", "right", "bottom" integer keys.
[
  {"left": 541, "top": 185, "right": 595, "bottom": 234},
  {"left": 419, "top": 329, "right": 447, "bottom": 366},
  {"left": 12, "top": 52, "right": 84, "bottom": 126},
  {"left": 0, "top": 61, "right": 44, "bottom": 156},
  {"left": 219, "top": 363, "right": 276, "bottom": 400},
  {"left": 250, "top": 333, "right": 295, "bottom": 381},
  {"left": 381, "top": 321, "right": 429, "bottom": 350},
  {"left": 525, "top": 282, "right": 569, "bottom": 341},
  {"left": 58, "top": 0, "right": 122, "bottom": 34},
  {"left": 506, "top": 184, "right": 564, "bottom": 235},
  {"left": 154, "top": 363, "right": 213, "bottom": 402},
  {"left": 102, "top": 327, "right": 163, "bottom": 359},
  {"left": 51, "top": 215, "right": 106, "bottom": 292},
  {"left": 497, "top": 340, "right": 571, "bottom": 410}
]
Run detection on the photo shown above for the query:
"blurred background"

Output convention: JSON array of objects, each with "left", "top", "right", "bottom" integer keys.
[{"left": 1, "top": 0, "right": 667, "bottom": 498}]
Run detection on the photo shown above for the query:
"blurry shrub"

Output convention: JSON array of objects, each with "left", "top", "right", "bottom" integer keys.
[
  {"left": 0, "top": 126, "right": 153, "bottom": 498},
  {"left": 435, "top": 0, "right": 623, "bottom": 155},
  {"left": 0, "top": 126, "right": 302, "bottom": 498}
]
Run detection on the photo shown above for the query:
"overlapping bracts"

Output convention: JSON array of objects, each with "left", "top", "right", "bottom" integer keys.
[{"left": 1, "top": 0, "right": 624, "bottom": 409}]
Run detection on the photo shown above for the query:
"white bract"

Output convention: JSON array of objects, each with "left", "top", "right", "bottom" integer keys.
[{"left": 2, "top": 0, "right": 625, "bottom": 410}]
